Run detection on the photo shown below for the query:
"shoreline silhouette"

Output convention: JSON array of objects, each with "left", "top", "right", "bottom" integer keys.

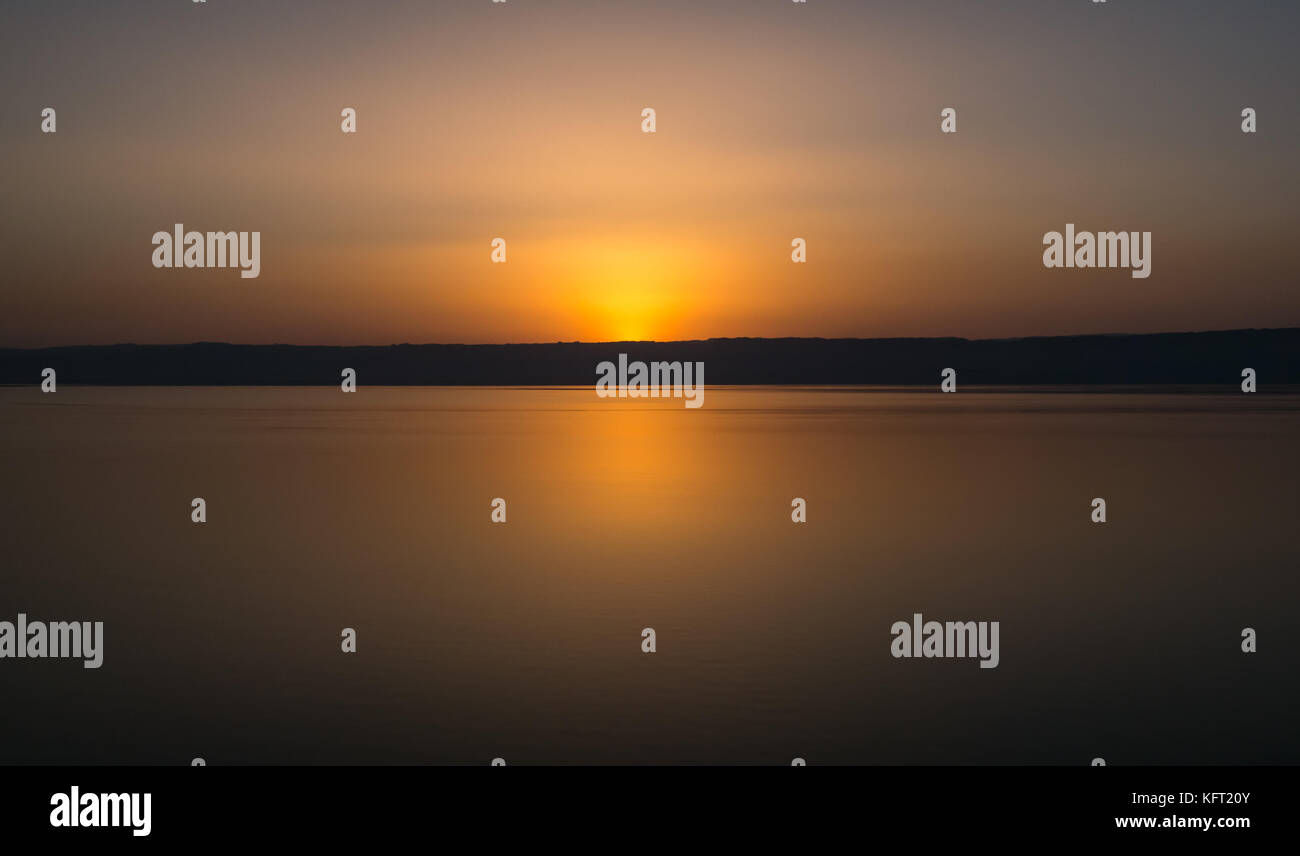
[{"left": 2, "top": 327, "right": 1297, "bottom": 386}]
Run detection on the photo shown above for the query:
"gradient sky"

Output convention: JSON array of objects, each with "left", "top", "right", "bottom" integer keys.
[{"left": 2, "top": 0, "right": 1297, "bottom": 347}]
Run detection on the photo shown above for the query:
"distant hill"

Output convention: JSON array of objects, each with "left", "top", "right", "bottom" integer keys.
[{"left": 2, "top": 329, "right": 1297, "bottom": 386}]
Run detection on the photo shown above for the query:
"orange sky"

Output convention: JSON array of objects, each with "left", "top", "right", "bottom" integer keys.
[{"left": 2, "top": 0, "right": 1297, "bottom": 347}]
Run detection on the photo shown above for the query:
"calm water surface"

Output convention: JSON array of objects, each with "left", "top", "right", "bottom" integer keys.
[{"left": 2, "top": 386, "right": 1297, "bottom": 764}]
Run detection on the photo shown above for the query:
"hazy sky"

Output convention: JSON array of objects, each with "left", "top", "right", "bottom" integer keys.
[{"left": 2, "top": 0, "right": 1297, "bottom": 347}]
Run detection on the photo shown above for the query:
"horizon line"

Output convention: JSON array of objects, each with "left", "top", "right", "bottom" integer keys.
[{"left": 5, "top": 325, "right": 1299, "bottom": 352}]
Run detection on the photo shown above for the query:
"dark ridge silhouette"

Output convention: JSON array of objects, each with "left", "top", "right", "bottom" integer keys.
[{"left": 1, "top": 328, "right": 1297, "bottom": 386}]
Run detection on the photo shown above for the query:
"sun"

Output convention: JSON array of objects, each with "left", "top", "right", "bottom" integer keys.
[{"left": 572, "top": 243, "right": 686, "bottom": 341}]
